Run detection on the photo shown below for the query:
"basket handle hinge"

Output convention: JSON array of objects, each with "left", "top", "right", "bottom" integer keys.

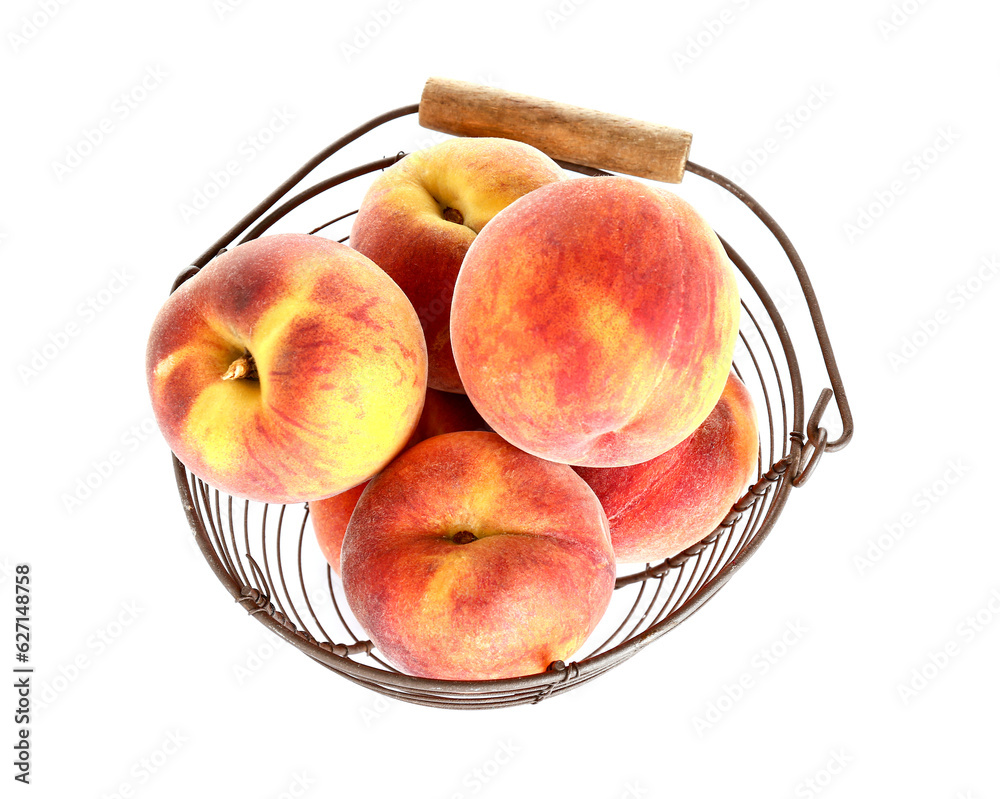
[{"left": 791, "top": 389, "right": 839, "bottom": 487}]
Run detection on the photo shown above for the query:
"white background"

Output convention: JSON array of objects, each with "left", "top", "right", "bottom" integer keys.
[{"left": 4, "top": 0, "right": 999, "bottom": 796}]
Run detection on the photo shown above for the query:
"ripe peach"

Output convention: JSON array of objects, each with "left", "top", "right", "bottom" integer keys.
[
  {"left": 450, "top": 175, "right": 741, "bottom": 467},
  {"left": 575, "top": 371, "right": 759, "bottom": 563},
  {"left": 340, "top": 431, "right": 616, "bottom": 680},
  {"left": 350, "top": 137, "right": 566, "bottom": 393},
  {"left": 310, "top": 388, "right": 487, "bottom": 576},
  {"left": 146, "top": 233, "right": 427, "bottom": 504}
]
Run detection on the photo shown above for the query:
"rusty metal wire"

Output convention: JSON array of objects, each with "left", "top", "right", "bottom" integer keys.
[{"left": 168, "top": 104, "right": 852, "bottom": 709}]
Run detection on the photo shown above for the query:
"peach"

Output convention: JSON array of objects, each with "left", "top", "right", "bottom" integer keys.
[
  {"left": 574, "top": 371, "right": 759, "bottom": 563},
  {"left": 310, "top": 388, "right": 487, "bottom": 575},
  {"left": 146, "top": 233, "right": 427, "bottom": 504},
  {"left": 450, "top": 176, "right": 741, "bottom": 467},
  {"left": 350, "top": 137, "right": 566, "bottom": 393},
  {"left": 340, "top": 431, "right": 615, "bottom": 680}
]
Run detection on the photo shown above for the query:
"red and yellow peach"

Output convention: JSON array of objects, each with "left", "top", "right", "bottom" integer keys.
[
  {"left": 146, "top": 233, "right": 427, "bottom": 504},
  {"left": 340, "top": 431, "right": 616, "bottom": 680},
  {"left": 575, "top": 371, "right": 759, "bottom": 563},
  {"left": 450, "top": 176, "right": 741, "bottom": 468},
  {"left": 311, "top": 388, "right": 487, "bottom": 575},
  {"left": 350, "top": 137, "right": 567, "bottom": 393}
]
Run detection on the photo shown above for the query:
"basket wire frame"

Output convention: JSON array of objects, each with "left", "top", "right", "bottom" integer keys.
[{"left": 169, "top": 103, "right": 852, "bottom": 709}]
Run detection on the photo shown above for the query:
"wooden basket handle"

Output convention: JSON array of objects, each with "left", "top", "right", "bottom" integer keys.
[{"left": 418, "top": 77, "right": 692, "bottom": 184}]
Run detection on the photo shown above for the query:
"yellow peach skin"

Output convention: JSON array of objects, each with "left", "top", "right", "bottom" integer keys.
[
  {"left": 350, "top": 137, "right": 567, "bottom": 393},
  {"left": 340, "top": 431, "right": 616, "bottom": 681},
  {"left": 146, "top": 233, "right": 428, "bottom": 504},
  {"left": 575, "top": 371, "right": 759, "bottom": 563},
  {"left": 451, "top": 176, "right": 741, "bottom": 467},
  {"left": 310, "top": 388, "right": 488, "bottom": 576}
]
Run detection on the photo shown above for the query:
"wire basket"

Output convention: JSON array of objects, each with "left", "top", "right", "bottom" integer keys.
[{"left": 167, "top": 78, "right": 853, "bottom": 709}]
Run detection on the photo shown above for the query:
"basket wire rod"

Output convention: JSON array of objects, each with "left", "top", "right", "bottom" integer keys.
[
  {"left": 332, "top": 678, "right": 547, "bottom": 710},
  {"left": 198, "top": 482, "right": 218, "bottom": 546},
  {"left": 733, "top": 329, "right": 777, "bottom": 471},
  {"left": 175, "top": 454, "right": 270, "bottom": 608},
  {"left": 718, "top": 487, "right": 770, "bottom": 582},
  {"left": 722, "top": 237, "right": 789, "bottom": 466},
  {"left": 220, "top": 498, "right": 248, "bottom": 586},
  {"left": 191, "top": 104, "right": 419, "bottom": 269},
  {"left": 703, "top": 482, "right": 770, "bottom": 588},
  {"left": 687, "top": 525, "right": 731, "bottom": 598},
  {"left": 742, "top": 293, "right": 790, "bottom": 462},
  {"left": 188, "top": 472, "right": 204, "bottom": 534},
  {"left": 226, "top": 495, "right": 251, "bottom": 587},
  {"left": 243, "top": 556, "right": 270, "bottom": 606},
  {"left": 294, "top": 506, "right": 336, "bottom": 646},
  {"left": 320, "top": 565, "right": 400, "bottom": 672},
  {"left": 686, "top": 160, "right": 852, "bottom": 452},
  {"left": 735, "top": 297, "right": 787, "bottom": 464},
  {"left": 238, "top": 499, "right": 253, "bottom": 588},
  {"left": 631, "top": 560, "right": 689, "bottom": 635},
  {"left": 588, "top": 579, "right": 651, "bottom": 658},
  {"left": 650, "top": 556, "right": 705, "bottom": 630},
  {"left": 706, "top": 506, "right": 759, "bottom": 582},
  {"left": 621, "top": 571, "right": 672, "bottom": 645},
  {"left": 699, "top": 518, "right": 744, "bottom": 594},
  {"left": 615, "top": 557, "right": 683, "bottom": 590},
  {"left": 226, "top": 523, "right": 691, "bottom": 704},
  {"left": 613, "top": 529, "right": 721, "bottom": 591},
  {"left": 238, "top": 155, "right": 404, "bottom": 245},
  {"left": 730, "top": 461, "right": 793, "bottom": 561},
  {"left": 363, "top": 651, "right": 401, "bottom": 674},
  {"left": 723, "top": 468, "right": 779, "bottom": 566},
  {"left": 666, "top": 547, "right": 711, "bottom": 619},
  {"left": 330, "top": 662, "right": 566, "bottom": 699},
  {"left": 272, "top": 505, "right": 306, "bottom": 630},
  {"left": 553, "top": 160, "right": 610, "bottom": 177},
  {"left": 258, "top": 504, "right": 289, "bottom": 620},
  {"left": 175, "top": 463, "right": 416, "bottom": 686},
  {"left": 199, "top": 481, "right": 238, "bottom": 583},
  {"left": 792, "top": 424, "right": 828, "bottom": 488},
  {"left": 189, "top": 470, "right": 234, "bottom": 585},
  {"left": 252, "top": 504, "right": 270, "bottom": 597},
  {"left": 532, "top": 665, "right": 585, "bottom": 705},
  {"left": 596, "top": 480, "right": 786, "bottom": 669},
  {"left": 213, "top": 489, "right": 241, "bottom": 582},
  {"left": 309, "top": 209, "right": 360, "bottom": 237},
  {"left": 324, "top": 566, "right": 363, "bottom": 646},
  {"left": 325, "top": 574, "right": 399, "bottom": 672},
  {"left": 614, "top": 459, "right": 780, "bottom": 590}
]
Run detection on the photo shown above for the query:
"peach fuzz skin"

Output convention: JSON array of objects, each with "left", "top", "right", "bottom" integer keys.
[
  {"left": 349, "top": 137, "right": 566, "bottom": 394},
  {"left": 451, "top": 176, "right": 741, "bottom": 468},
  {"left": 146, "top": 233, "right": 428, "bottom": 505},
  {"left": 575, "top": 371, "right": 759, "bottom": 564},
  {"left": 340, "top": 431, "right": 616, "bottom": 681},
  {"left": 310, "top": 388, "right": 488, "bottom": 576}
]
